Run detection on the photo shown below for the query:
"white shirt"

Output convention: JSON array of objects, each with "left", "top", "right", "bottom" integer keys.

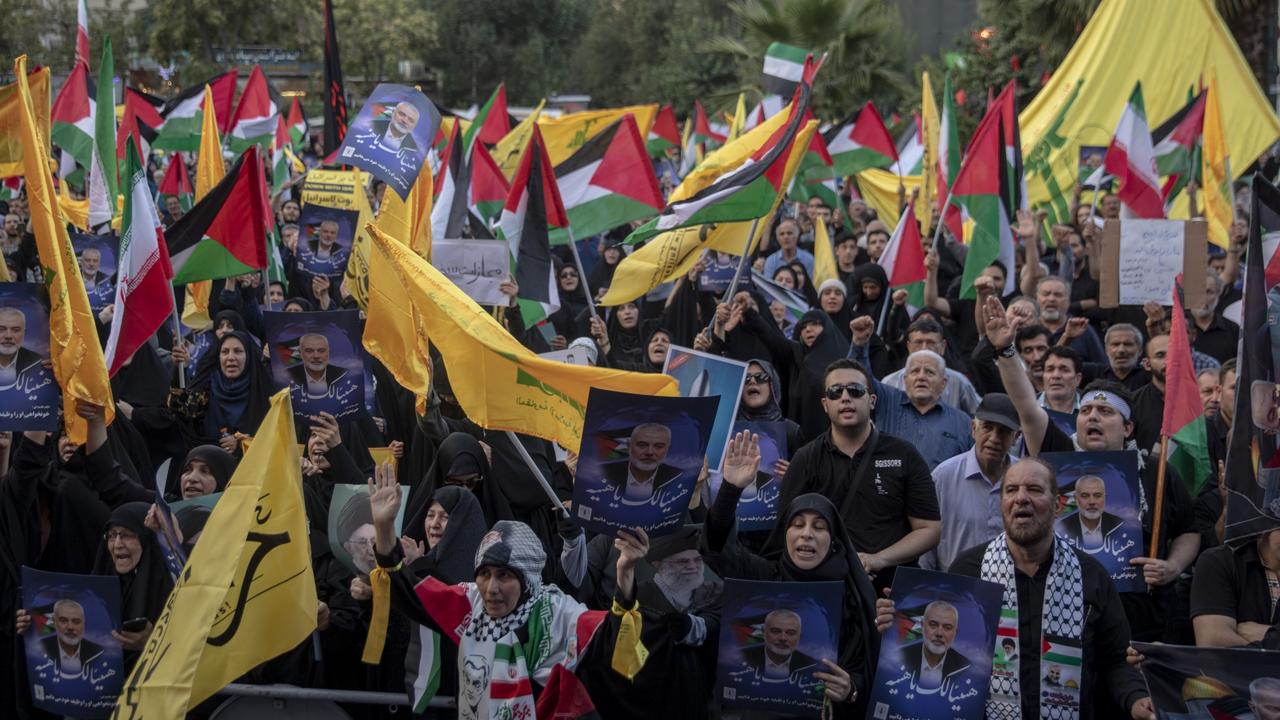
[
  {"left": 917, "top": 652, "right": 944, "bottom": 691},
  {"left": 379, "top": 131, "right": 405, "bottom": 152},
  {"left": 306, "top": 371, "right": 329, "bottom": 397},
  {"left": 58, "top": 643, "right": 82, "bottom": 677},
  {"left": 0, "top": 355, "right": 16, "bottom": 388},
  {"left": 1079, "top": 518, "right": 1104, "bottom": 551},
  {"left": 623, "top": 469, "right": 655, "bottom": 503},
  {"left": 763, "top": 654, "right": 791, "bottom": 681}
]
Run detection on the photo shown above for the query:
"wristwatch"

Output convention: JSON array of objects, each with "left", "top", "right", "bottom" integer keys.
[{"left": 996, "top": 343, "right": 1017, "bottom": 359}]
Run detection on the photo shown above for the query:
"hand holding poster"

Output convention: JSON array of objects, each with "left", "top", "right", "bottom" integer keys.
[
  {"left": 1133, "top": 642, "right": 1280, "bottom": 719},
  {"left": 431, "top": 237, "right": 509, "bottom": 306},
  {"left": 715, "top": 578, "right": 842, "bottom": 718},
  {"left": 866, "top": 568, "right": 1004, "bottom": 720},
  {"left": 572, "top": 387, "right": 718, "bottom": 537},
  {"left": 0, "top": 283, "right": 59, "bottom": 431},
  {"left": 1042, "top": 451, "right": 1146, "bottom": 592},
  {"left": 21, "top": 567, "right": 125, "bottom": 718},
  {"left": 70, "top": 233, "right": 118, "bottom": 310},
  {"left": 662, "top": 345, "right": 748, "bottom": 472},
  {"left": 708, "top": 420, "right": 788, "bottom": 531},
  {"left": 296, "top": 204, "right": 358, "bottom": 278},
  {"left": 336, "top": 83, "right": 441, "bottom": 200},
  {"left": 264, "top": 310, "right": 367, "bottom": 423}
]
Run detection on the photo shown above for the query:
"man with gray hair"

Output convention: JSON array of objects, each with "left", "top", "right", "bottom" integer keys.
[
  {"left": 1094, "top": 323, "right": 1151, "bottom": 392},
  {"left": 39, "top": 598, "right": 105, "bottom": 679},
  {"left": 1252, "top": 677, "right": 1280, "bottom": 720},
  {"left": 741, "top": 608, "right": 819, "bottom": 683},
  {"left": 1190, "top": 271, "right": 1239, "bottom": 363},
  {"left": 287, "top": 332, "right": 349, "bottom": 397},
  {"left": 601, "top": 423, "right": 683, "bottom": 504},
  {"left": 898, "top": 600, "right": 972, "bottom": 694},
  {"left": 0, "top": 306, "right": 49, "bottom": 393}
]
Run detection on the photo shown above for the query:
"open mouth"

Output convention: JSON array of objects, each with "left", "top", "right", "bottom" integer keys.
[{"left": 792, "top": 543, "right": 818, "bottom": 560}]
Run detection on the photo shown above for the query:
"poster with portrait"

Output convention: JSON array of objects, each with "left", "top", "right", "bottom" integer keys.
[
  {"left": 662, "top": 345, "right": 748, "bottom": 472},
  {"left": 178, "top": 324, "right": 215, "bottom": 384},
  {"left": 866, "top": 568, "right": 1004, "bottom": 720},
  {"left": 707, "top": 420, "right": 789, "bottom": 531},
  {"left": 1077, "top": 145, "right": 1109, "bottom": 188},
  {"left": 0, "top": 283, "right": 60, "bottom": 431},
  {"left": 698, "top": 250, "right": 740, "bottom": 293},
  {"left": 327, "top": 484, "right": 408, "bottom": 577},
  {"left": 70, "top": 232, "right": 118, "bottom": 310},
  {"left": 296, "top": 204, "right": 359, "bottom": 278},
  {"left": 1042, "top": 450, "right": 1145, "bottom": 592},
  {"left": 1133, "top": 642, "right": 1280, "bottom": 719},
  {"left": 264, "top": 310, "right": 367, "bottom": 424},
  {"left": 572, "top": 388, "right": 719, "bottom": 538},
  {"left": 21, "top": 567, "right": 125, "bottom": 718},
  {"left": 715, "top": 578, "right": 842, "bottom": 718},
  {"left": 336, "top": 83, "right": 441, "bottom": 200}
]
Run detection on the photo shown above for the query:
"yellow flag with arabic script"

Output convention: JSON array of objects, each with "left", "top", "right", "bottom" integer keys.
[
  {"left": 112, "top": 390, "right": 316, "bottom": 719},
  {"left": 1201, "top": 71, "right": 1232, "bottom": 249},
  {"left": 493, "top": 99, "right": 545, "bottom": 180},
  {"left": 0, "top": 64, "right": 49, "bottom": 177},
  {"left": 367, "top": 225, "right": 679, "bottom": 450},
  {"left": 536, "top": 104, "right": 658, "bottom": 167},
  {"left": 13, "top": 56, "right": 114, "bottom": 445},
  {"left": 811, "top": 217, "right": 839, "bottom": 288},
  {"left": 919, "top": 71, "right": 939, "bottom": 235}
]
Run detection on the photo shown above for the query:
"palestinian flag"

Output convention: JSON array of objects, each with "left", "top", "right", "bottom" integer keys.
[
  {"left": 50, "top": 62, "right": 94, "bottom": 170},
  {"left": 497, "top": 127, "right": 569, "bottom": 323},
  {"left": 463, "top": 82, "right": 511, "bottom": 151},
  {"left": 470, "top": 140, "right": 509, "bottom": 229},
  {"left": 266, "top": 225, "right": 287, "bottom": 288},
  {"left": 74, "top": 0, "right": 90, "bottom": 69},
  {"left": 535, "top": 665, "right": 602, "bottom": 720},
  {"left": 825, "top": 101, "right": 899, "bottom": 177},
  {"left": 553, "top": 114, "right": 663, "bottom": 244},
  {"left": 761, "top": 41, "right": 808, "bottom": 97},
  {"left": 1103, "top": 82, "right": 1164, "bottom": 219},
  {"left": 646, "top": 104, "right": 680, "bottom": 158},
  {"left": 624, "top": 57, "right": 816, "bottom": 246},
  {"left": 430, "top": 120, "right": 465, "bottom": 240},
  {"left": 286, "top": 96, "right": 307, "bottom": 147},
  {"left": 1162, "top": 275, "right": 1212, "bottom": 494},
  {"left": 228, "top": 65, "right": 280, "bottom": 154},
  {"left": 750, "top": 269, "right": 809, "bottom": 323},
  {"left": 153, "top": 69, "right": 239, "bottom": 152},
  {"left": 678, "top": 99, "right": 724, "bottom": 177},
  {"left": 270, "top": 115, "right": 292, "bottom": 196},
  {"left": 157, "top": 154, "right": 194, "bottom": 212},
  {"left": 116, "top": 87, "right": 165, "bottom": 162},
  {"left": 953, "top": 88, "right": 1016, "bottom": 300},
  {"left": 787, "top": 129, "right": 837, "bottom": 210},
  {"left": 87, "top": 38, "right": 118, "bottom": 229},
  {"left": 1153, "top": 89, "right": 1206, "bottom": 209},
  {"left": 879, "top": 198, "right": 927, "bottom": 317},
  {"left": 895, "top": 113, "right": 924, "bottom": 175},
  {"left": 938, "top": 73, "right": 964, "bottom": 241},
  {"left": 994, "top": 82, "right": 1028, "bottom": 218},
  {"left": 165, "top": 145, "right": 270, "bottom": 284},
  {"left": 0, "top": 177, "right": 23, "bottom": 201}
]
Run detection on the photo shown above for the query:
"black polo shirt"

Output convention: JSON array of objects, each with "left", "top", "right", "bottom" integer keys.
[
  {"left": 1129, "top": 382, "right": 1165, "bottom": 457},
  {"left": 1192, "top": 316, "right": 1239, "bottom": 364},
  {"left": 948, "top": 541, "right": 1147, "bottom": 719},
  {"left": 1082, "top": 363, "right": 1151, "bottom": 394},
  {"left": 1191, "top": 541, "right": 1280, "bottom": 626}
]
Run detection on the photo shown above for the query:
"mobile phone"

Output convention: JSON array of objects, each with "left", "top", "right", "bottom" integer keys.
[{"left": 120, "top": 617, "right": 148, "bottom": 633}]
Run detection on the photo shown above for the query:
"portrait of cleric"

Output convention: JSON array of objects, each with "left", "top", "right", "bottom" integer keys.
[{"left": 0, "top": 284, "right": 59, "bottom": 431}]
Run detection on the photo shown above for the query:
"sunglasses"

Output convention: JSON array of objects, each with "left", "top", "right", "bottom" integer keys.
[
  {"left": 744, "top": 372, "right": 771, "bottom": 385},
  {"left": 823, "top": 382, "right": 869, "bottom": 400}
]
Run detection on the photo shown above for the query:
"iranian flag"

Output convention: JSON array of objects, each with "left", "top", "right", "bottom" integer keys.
[
  {"left": 153, "top": 69, "right": 239, "bottom": 152},
  {"left": 646, "top": 104, "right": 680, "bottom": 158},
  {"left": 787, "top": 128, "right": 838, "bottom": 210},
  {"left": 105, "top": 140, "right": 175, "bottom": 375},
  {"left": 938, "top": 73, "right": 964, "bottom": 241},
  {"left": 879, "top": 197, "right": 927, "bottom": 313},
  {"left": 227, "top": 65, "right": 279, "bottom": 154},
  {"left": 470, "top": 141, "right": 510, "bottom": 229},
  {"left": 826, "top": 101, "right": 899, "bottom": 177},
  {"left": 498, "top": 127, "right": 569, "bottom": 323},
  {"left": 554, "top": 114, "right": 663, "bottom": 244},
  {"left": 1163, "top": 275, "right": 1213, "bottom": 493},
  {"left": 952, "top": 90, "right": 1016, "bottom": 300},
  {"left": 164, "top": 146, "right": 270, "bottom": 284},
  {"left": 157, "top": 153, "right": 194, "bottom": 212},
  {"left": 1153, "top": 89, "right": 1206, "bottom": 209},
  {"left": 51, "top": 62, "right": 94, "bottom": 171},
  {"left": 287, "top": 96, "right": 307, "bottom": 147},
  {"left": 463, "top": 83, "right": 512, "bottom": 152},
  {"left": 1103, "top": 83, "right": 1164, "bottom": 219}
]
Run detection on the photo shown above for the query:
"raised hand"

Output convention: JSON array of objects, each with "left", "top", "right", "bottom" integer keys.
[
  {"left": 1062, "top": 316, "right": 1089, "bottom": 342},
  {"left": 721, "top": 431, "right": 760, "bottom": 489},
  {"left": 984, "top": 295, "right": 1014, "bottom": 348},
  {"left": 367, "top": 461, "right": 401, "bottom": 528},
  {"left": 849, "top": 315, "right": 874, "bottom": 347}
]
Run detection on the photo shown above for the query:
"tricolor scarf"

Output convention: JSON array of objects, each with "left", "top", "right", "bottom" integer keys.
[{"left": 980, "top": 534, "right": 1085, "bottom": 720}]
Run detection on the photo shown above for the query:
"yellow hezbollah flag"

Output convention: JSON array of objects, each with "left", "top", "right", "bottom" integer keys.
[
  {"left": 673, "top": 104, "right": 792, "bottom": 204},
  {"left": 536, "top": 104, "right": 658, "bottom": 167},
  {"left": 112, "top": 390, "right": 316, "bottom": 719},
  {"left": 601, "top": 120, "right": 819, "bottom": 306},
  {"left": 1201, "top": 71, "right": 1232, "bottom": 248},
  {"left": 58, "top": 179, "right": 90, "bottom": 231},
  {"left": 812, "top": 216, "right": 838, "bottom": 288},
  {"left": 726, "top": 94, "right": 747, "bottom": 143},
  {"left": 182, "top": 86, "right": 225, "bottom": 330},
  {"left": 0, "top": 64, "right": 50, "bottom": 177},
  {"left": 855, "top": 168, "right": 921, "bottom": 229},
  {"left": 368, "top": 225, "right": 679, "bottom": 450},
  {"left": 1019, "top": 0, "right": 1280, "bottom": 227},
  {"left": 13, "top": 56, "right": 113, "bottom": 445},
  {"left": 364, "top": 167, "right": 434, "bottom": 399},
  {"left": 919, "top": 71, "right": 939, "bottom": 235},
  {"left": 493, "top": 99, "right": 545, "bottom": 179}
]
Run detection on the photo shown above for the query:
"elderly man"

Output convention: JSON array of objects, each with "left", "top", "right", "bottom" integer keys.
[
  {"left": 40, "top": 599, "right": 105, "bottom": 679},
  {"left": 375, "top": 101, "right": 421, "bottom": 156},
  {"left": 899, "top": 601, "right": 972, "bottom": 694},
  {"left": 763, "top": 218, "right": 814, "bottom": 279},
  {"left": 742, "top": 609, "right": 818, "bottom": 683},
  {"left": 1190, "top": 272, "right": 1239, "bottom": 363},
  {"left": 1092, "top": 323, "right": 1151, "bottom": 391},
  {"left": 1251, "top": 678, "right": 1280, "bottom": 720},
  {"left": 602, "top": 423, "right": 683, "bottom": 504},
  {"left": 882, "top": 318, "right": 980, "bottom": 414},
  {"left": 0, "top": 306, "right": 50, "bottom": 392},
  {"left": 1035, "top": 276, "right": 1106, "bottom": 364},
  {"left": 850, "top": 316, "right": 974, "bottom": 470},
  {"left": 288, "top": 333, "right": 348, "bottom": 397},
  {"left": 1058, "top": 475, "right": 1125, "bottom": 554},
  {"left": 878, "top": 458, "right": 1155, "bottom": 719}
]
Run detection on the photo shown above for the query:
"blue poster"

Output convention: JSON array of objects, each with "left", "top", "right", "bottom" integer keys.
[
  {"left": 698, "top": 251, "right": 740, "bottom": 293},
  {"left": 336, "top": 83, "right": 441, "bottom": 200},
  {"left": 71, "top": 233, "right": 118, "bottom": 310},
  {"left": 662, "top": 345, "right": 747, "bottom": 472},
  {"left": 264, "top": 310, "right": 367, "bottom": 423},
  {"left": 0, "top": 283, "right": 60, "bottom": 431},
  {"left": 296, "top": 204, "right": 358, "bottom": 278},
  {"left": 21, "top": 567, "right": 125, "bottom": 718},
  {"left": 867, "top": 568, "right": 1004, "bottom": 720},
  {"left": 178, "top": 325, "right": 215, "bottom": 383},
  {"left": 715, "top": 578, "right": 842, "bottom": 718},
  {"left": 708, "top": 420, "right": 789, "bottom": 531},
  {"left": 1042, "top": 451, "right": 1145, "bottom": 592},
  {"left": 572, "top": 388, "right": 718, "bottom": 537}
]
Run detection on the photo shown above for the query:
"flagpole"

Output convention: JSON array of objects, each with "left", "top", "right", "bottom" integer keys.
[
  {"left": 929, "top": 185, "right": 956, "bottom": 249},
  {"left": 700, "top": 215, "right": 764, "bottom": 340},
  {"left": 1150, "top": 435, "right": 1169, "bottom": 557},
  {"left": 170, "top": 286, "right": 186, "bottom": 389},
  {"left": 505, "top": 430, "right": 569, "bottom": 518},
  {"left": 562, "top": 226, "right": 598, "bottom": 318}
]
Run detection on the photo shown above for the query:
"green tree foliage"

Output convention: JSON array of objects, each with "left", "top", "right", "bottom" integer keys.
[
  {"left": 142, "top": 0, "right": 318, "bottom": 83},
  {"left": 330, "top": 0, "right": 435, "bottom": 91}
]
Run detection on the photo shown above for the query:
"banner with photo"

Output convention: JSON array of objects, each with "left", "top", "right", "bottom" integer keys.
[
  {"left": 327, "top": 483, "right": 408, "bottom": 577},
  {"left": 1133, "top": 642, "right": 1280, "bottom": 719},
  {"left": 264, "top": 310, "right": 368, "bottom": 424},
  {"left": 295, "top": 204, "right": 359, "bottom": 279},
  {"left": 708, "top": 420, "right": 788, "bottom": 531},
  {"left": 70, "top": 232, "right": 118, "bottom": 310},
  {"left": 21, "top": 567, "right": 125, "bottom": 718},
  {"left": 0, "top": 283, "right": 59, "bottom": 431},
  {"left": 335, "top": 83, "right": 441, "bottom": 200},
  {"left": 662, "top": 345, "right": 747, "bottom": 472},
  {"left": 572, "top": 388, "right": 718, "bottom": 537},
  {"left": 1042, "top": 451, "right": 1145, "bottom": 592},
  {"left": 867, "top": 567, "right": 1004, "bottom": 720},
  {"left": 715, "top": 578, "right": 842, "bottom": 718}
]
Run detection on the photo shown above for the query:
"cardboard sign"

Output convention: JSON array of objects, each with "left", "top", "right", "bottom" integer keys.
[
  {"left": 431, "top": 238, "right": 509, "bottom": 306},
  {"left": 1100, "top": 219, "right": 1206, "bottom": 308}
]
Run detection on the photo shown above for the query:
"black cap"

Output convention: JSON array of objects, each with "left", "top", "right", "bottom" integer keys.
[{"left": 975, "top": 393, "right": 1021, "bottom": 431}]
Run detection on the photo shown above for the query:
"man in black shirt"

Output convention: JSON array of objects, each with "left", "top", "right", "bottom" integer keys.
[
  {"left": 1190, "top": 529, "right": 1280, "bottom": 648},
  {"left": 767, "top": 358, "right": 940, "bottom": 591},
  {"left": 875, "top": 458, "right": 1153, "bottom": 719},
  {"left": 1130, "top": 333, "right": 1169, "bottom": 457},
  {"left": 1190, "top": 272, "right": 1239, "bottom": 363}
]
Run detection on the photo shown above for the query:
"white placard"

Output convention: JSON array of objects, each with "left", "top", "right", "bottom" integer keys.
[
  {"left": 1117, "top": 219, "right": 1185, "bottom": 305},
  {"left": 431, "top": 238, "right": 509, "bottom": 305}
]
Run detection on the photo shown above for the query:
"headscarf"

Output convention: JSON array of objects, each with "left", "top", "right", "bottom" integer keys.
[
  {"left": 474, "top": 520, "right": 546, "bottom": 598},
  {"left": 550, "top": 259, "right": 591, "bottom": 340},
  {"left": 200, "top": 331, "right": 272, "bottom": 436},
  {"left": 180, "top": 444, "right": 237, "bottom": 493},
  {"left": 110, "top": 341, "right": 172, "bottom": 408},
  {"left": 586, "top": 234, "right": 623, "bottom": 292},
  {"left": 817, "top": 278, "right": 853, "bottom": 341},
  {"left": 642, "top": 326, "right": 673, "bottom": 373},
  {"left": 790, "top": 310, "right": 847, "bottom": 439},
  {"left": 604, "top": 303, "right": 649, "bottom": 371},
  {"left": 212, "top": 308, "right": 248, "bottom": 335},
  {"left": 850, "top": 263, "right": 889, "bottom": 322},
  {"left": 91, "top": 503, "right": 174, "bottom": 624},
  {"left": 283, "top": 297, "right": 314, "bottom": 312},
  {"left": 411, "top": 486, "right": 487, "bottom": 584},
  {"left": 407, "top": 432, "right": 512, "bottom": 535},
  {"left": 789, "top": 260, "right": 819, "bottom": 306},
  {"left": 737, "top": 358, "right": 784, "bottom": 422}
]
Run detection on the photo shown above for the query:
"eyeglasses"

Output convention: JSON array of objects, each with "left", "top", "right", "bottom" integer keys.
[
  {"left": 744, "top": 372, "right": 771, "bottom": 385},
  {"left": 823, "top": 382, "right": 869, "bottom": 400},
  {"left": 559, "top": 272, "right": 578, "bottom": 279},
  {"left": 104, "top": 530, "right": 139, "bottom": 543}
]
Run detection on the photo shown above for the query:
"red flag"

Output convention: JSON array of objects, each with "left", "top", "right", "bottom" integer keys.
[{"left": 534, "top": 665, "right": 602, "bottom": 720}]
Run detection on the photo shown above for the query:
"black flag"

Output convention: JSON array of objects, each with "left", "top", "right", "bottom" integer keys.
[{"left": 322, "top": 0, "right": 348, "bottom": 156}]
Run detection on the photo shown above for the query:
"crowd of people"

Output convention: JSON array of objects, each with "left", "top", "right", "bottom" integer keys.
[{"left": 0, "top": 132, "right": 1276, "bottom": 720}]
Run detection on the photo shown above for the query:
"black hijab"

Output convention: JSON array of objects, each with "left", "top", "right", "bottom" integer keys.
[
  {"left": 91, "top": 502, "right": 174, "bottom": 624},
  {"left": 737, "top": 358, "right": 784, "bottom": 422},
  {"left": 790, "top": 310, "right": 846, "bottom": 439},
  {"left": 110, "top": 341, "right": 172, "bottom": 408},
  {"left": 409, "top": 486, "right": 486, "bottom": 584},
  {"left": 604, "top": 303, "right": 649, "bottom": 371},
  {"left": 178, "top": 444, "right": 237, "bottom": 494},
  {"left": 550, "top": 259, "right": 591, "bottom": 340},
  {"left": 407, "top": 432, "right": 512, "bottom": 533},
  {"left": 642, "top": 326, "right": 673, "bottom": 373},
  {"left": 850, "top": 263, "right": 889, "bottom": 322},
  {"left": 198, "top": 331, "right": 273, "bottom": 437}
]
